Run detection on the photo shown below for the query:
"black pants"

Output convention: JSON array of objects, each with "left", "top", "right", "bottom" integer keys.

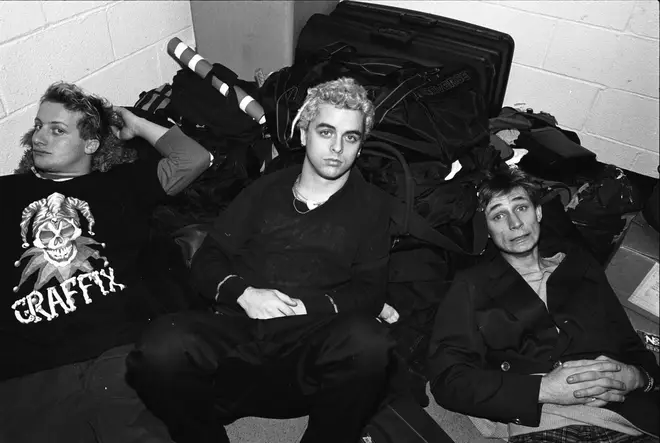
[
  {"left": 126, "top": 310, "right": 394, "bottom": 443},
  {"left": 0, "top": 345, "right": 172, "bottom": 443}
]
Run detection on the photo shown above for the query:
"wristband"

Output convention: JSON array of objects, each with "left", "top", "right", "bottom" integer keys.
[
  {"left": 325, "top": 294, "right": 338, "bottom": 313},
  {"left": 639, "top": 367, "right": 655, "bottom": 393},
  {"left": 215, "top": 274, "right": 238, "bottom": 302}
]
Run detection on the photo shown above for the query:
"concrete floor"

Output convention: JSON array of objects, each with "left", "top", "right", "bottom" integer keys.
[{"left": 225, "top": 385, "right": 497, "bottom": 443}]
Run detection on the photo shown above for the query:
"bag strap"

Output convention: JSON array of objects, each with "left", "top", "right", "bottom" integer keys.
[
  {"left": 362, "top": 141, "right": 414, "bottom": 232},
  {"left": 373, "top": 67, "right": 442, "bottom": 124},
  {"left": 276, "top": 41, "right": 355, "bottom": 105},
  {"left": 533, "top": 178, "right": 573, "bottom": 206},
  {"left": 397, "top": 199, "right": 488, "bottom": 256},
  {"left": 363, "top": 141, "right": 488, "bottom": 256}
]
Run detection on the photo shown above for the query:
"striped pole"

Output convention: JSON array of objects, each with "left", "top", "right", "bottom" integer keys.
[{"left": 166, "top": 37, "right": 266, "bottom": 125}]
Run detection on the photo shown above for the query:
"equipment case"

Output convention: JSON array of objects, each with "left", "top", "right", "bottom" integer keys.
[{"left": 295, "top": 0, "right": 514, "bottom": 117}]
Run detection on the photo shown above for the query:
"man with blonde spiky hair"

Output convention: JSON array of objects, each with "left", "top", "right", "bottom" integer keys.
[{"left": 127, "top": 77, "right": 396, "bottom": 443}]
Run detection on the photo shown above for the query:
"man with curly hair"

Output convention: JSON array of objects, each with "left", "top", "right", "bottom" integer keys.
[
  {"left": 126, "top": 77, "right": 395, "bottom": 443},
  {"left": 0, "top": 82, "right": 210, "bottom": 442}
]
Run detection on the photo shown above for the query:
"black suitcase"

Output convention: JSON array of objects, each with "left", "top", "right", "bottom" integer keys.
[
  {"left": 362, "top": 395, "right": 456, "bottom": 443},
  {"left": 331, "top": 1, "right": 514, "bottom": 115},
  {"left": 295, "top": 0, "right": 514, "bottom": 117}
]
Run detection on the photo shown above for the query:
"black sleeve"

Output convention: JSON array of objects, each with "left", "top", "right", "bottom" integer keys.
[
  {"left": 189, "top": 182, "right": 262, "bottom": 303},
  {"left": 303, "top": 191, "right": 392, "bottom": 317},
  {"left": 427, "top": 275, "right": 544, "bottom": 426},
  {"left": 117, "top": 158, "right": 167, "bottom": 211}
]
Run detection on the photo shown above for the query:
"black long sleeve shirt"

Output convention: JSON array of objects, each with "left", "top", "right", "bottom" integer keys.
[
  {"left": 1, "top": 127, "right": 210, "bottom": 380},
  {"left": 190, "top": 165, "right": 391, "bottom": 316}
]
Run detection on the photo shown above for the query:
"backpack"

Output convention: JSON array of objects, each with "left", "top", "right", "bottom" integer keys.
[
  {"left": 566, "top": 164, "right": 646, "bottom": 264},
  {"left": 489, "top": 107, "right": 598, "bottom": 184},
  {"left": 134, "top": 84, "right": 172, "bottom": 114},
  {"left": 132, "top": 63, "right": 277, "bottom": 233}
]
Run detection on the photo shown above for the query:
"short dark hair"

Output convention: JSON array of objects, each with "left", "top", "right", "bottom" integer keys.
[
  {"left": 15, "top": 82, "right": 136, "bottom": 173},
  {"left": 477, "top": 167, "right": 540, "bottom": 211}
]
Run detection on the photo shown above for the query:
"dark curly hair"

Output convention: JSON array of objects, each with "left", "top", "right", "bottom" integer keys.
[
  {"left": 14, "top": 82, "right": 137, "bottom": 174},
  {"left": 477, "top": 167, "right": 541, "bottom": 212}
]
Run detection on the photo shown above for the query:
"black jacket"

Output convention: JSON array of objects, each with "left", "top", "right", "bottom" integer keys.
[
  {"left": 190, "top": 165, "right": 391, "bottom": 316},
  {"left": 427, "top": 244, "right": 659, "bottom": 434}
]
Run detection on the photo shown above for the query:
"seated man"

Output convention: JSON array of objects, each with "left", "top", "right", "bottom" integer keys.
[
  {"left": 126, "top": 77, "right": 395, "bottom": 443},
  {"left": 0, "top": 82, "right": 211, "bottom": 442},
  {"left": 427, "top": 167, "right": 659, "bottom": 442}
]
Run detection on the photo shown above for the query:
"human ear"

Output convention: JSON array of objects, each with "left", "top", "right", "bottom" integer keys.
[
  {"left": 84, "top": 139, "right": 100, "bottom": 155},
  {"left": 536, "top": 205, "right": 542, "bottom": 223},
  {"left": 300, "top": 128, "right": 307, "bottom": 147}
]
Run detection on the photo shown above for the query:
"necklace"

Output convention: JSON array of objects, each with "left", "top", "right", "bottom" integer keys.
[{"left": 292, "top": 174, "right": 327, "bottom": 214}]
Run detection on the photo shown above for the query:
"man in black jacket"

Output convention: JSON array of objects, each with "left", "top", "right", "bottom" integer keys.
[
  {"left": 427, "top": 167, "right": 659, "bottom": 442},
  {"left": 127, "top": 77, "right": 395, "bottom": 443}
]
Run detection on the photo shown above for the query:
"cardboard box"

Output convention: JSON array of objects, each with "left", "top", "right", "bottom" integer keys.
[{"left": 605, "top": 212, "right": 659, "bottom": 359}]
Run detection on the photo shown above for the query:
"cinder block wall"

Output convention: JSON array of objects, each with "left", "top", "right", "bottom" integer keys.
[
  {"left": 364, "top": 0, "right": 659, "bottom": 178},
  {"left": 0, "top": 1, "right": 195, "bottom": 176}
]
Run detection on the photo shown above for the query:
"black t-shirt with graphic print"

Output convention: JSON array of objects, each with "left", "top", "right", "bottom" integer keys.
[{"left": 0, "top": 159, "right": 165, "bottom": 381}]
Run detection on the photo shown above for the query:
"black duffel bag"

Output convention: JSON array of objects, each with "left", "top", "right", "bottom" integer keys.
[{"left": 259, "top": 43, "right": 489, "bottom": 174}]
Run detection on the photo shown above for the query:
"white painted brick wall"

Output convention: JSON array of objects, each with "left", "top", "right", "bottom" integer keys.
[
  {"left": 629, "top": 1, "right": 660, "bottom": 39},
  {"left": 0, "top": 11, "right": 115, "bottom": 111},
  {"left": 0, "top": 104, "right": 38, "bottom": 174},
  {"left": 107, "top": 1, "right": 192, "bottom": 59},
  {"left": 0, "top": 0, "right": 194, "bottom": 176},
  {"left": 41, "top": 1, "right": 113, "bottom": 24},
  {"left": 585, "top": 90, "right": 659, "bottom": 151},
  {"left": 544, "top": 22, "right": 658, "bottom": 98},
  {"left": 493, "top": 1, "right": 636, "bottom": 30},
  {"left": 504, "top": 65, "right": 600, "bottom": 130},
  {"left": 0, "top": 2, "right": 46, "bottom": 42},
  {"left": 363, "top": 0, "right": 660, "bottom": 178}
]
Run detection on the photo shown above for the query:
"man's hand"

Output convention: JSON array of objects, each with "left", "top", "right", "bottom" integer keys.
[
  {"left": 111, "top": 106, "right": 142, "bottom": 141},
  {"left": 539, "top": 360, "right": 626, "bottom": 406},
  {"left": 379, "top": 303, "right": 399, "bottom": 324},
  {"left": 563, "top": 355, "right": 643, "bottom": 402},
  {"left": 111, "top": 106, "right": 169, "bottom": 146},
  {"left": 287, "top": 297, "right": 307, "bottom": 316},
  {"left": 237, "top": 287, "right": 298, "bottom": 319}
]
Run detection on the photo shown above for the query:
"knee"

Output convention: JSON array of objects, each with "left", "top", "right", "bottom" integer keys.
[
  {"left": 335, "top": 314, "right": 393, "bottom": 372},
  {"left": 126, "top": 313, "right": 196, "bottom": 378}
]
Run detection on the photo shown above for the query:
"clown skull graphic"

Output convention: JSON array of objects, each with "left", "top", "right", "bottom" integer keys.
[
  {"left": 14, "top": 192, "right": 108, "bottom": 292},
  {"left": 33, "top": 217, "right": 82, "bottom": 267}
]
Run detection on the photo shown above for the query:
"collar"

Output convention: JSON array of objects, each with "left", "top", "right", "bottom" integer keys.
[
  {"left": 32, "top": 167, "right": 79, "bottom": 182},
  {"left": 486, "top": 241, "right": 598, "bottom": 282},
  {"left": 291, "top": 163, "right": 364, "bottom": 198}
]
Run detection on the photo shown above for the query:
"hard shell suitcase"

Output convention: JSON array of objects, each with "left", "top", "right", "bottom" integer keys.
[
  {"left": 331, "top": 0, "right": 514, "bottom": 115},
  {"left": 295, "top": 0, "right": 514, "bottom": 117},
  {"left": 362, "top": 395, "right": 456, "bottom": 443},
  {"left": 296, "top": 14, "right": 496, "bottom": 110}
]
